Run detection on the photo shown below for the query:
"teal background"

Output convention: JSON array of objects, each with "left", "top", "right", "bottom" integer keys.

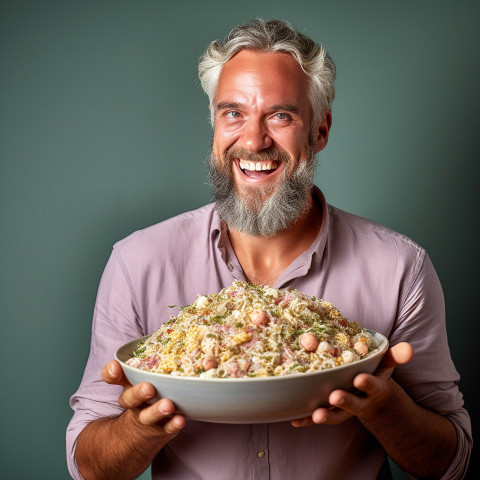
[{"left": 1, "top": 1, "right": 478, "bottom": 478}]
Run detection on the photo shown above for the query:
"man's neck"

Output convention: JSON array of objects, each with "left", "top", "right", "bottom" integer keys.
[{"left": 227, "top": 193, "right": 323, "bottom": 287}]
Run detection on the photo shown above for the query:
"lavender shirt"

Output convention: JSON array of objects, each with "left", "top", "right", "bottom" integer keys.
[{"left": 67, "top": 189, "right": 471, "bottom": 479}]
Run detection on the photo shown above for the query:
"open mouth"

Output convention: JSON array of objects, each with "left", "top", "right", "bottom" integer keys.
[{"left": 238, "top": 160, "right": 280, "bottom": 178}]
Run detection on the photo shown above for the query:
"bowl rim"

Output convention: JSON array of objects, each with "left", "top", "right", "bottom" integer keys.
[{"left": 115, "top": 329, "right": 389, "bottom": 384}]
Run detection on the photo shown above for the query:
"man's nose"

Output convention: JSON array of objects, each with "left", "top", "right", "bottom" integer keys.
[{"left": 241, "top": 119, "right": 273, "bottom": 152}]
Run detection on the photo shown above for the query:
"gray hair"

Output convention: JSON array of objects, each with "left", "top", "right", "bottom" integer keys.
[{"left": 198, "top": 18, "right": 336, "bottom": 127}]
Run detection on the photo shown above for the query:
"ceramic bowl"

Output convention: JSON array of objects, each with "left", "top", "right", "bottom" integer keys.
[{"left": 115, "top": 330, "right": 388, "bottom": 424}]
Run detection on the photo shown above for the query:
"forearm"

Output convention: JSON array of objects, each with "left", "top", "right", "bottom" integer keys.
[
  {"left": 361, "top": 381, "right": 457, "bottom": 479},
  {"left": 75, "top": 409, "right": 167, "bottom": 480}
]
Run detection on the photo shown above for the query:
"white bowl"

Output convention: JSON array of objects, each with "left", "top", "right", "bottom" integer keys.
[{"left": 115, "top": 330, "right": 388, "bottom": 424}]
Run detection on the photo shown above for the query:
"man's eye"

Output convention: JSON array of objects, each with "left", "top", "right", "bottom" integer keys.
[
  {"left": 227, "top": 111, "right": 241, "bottom": 118},
  {"left": 275, "top": 113, "right": 290, "bottom": 120}
]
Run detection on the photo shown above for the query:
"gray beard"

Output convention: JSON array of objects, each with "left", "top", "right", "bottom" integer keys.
[{"left": 207, "top": 142, "right": 317, "bottom": 237}]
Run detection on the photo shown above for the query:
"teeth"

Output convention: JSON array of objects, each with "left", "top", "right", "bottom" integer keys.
[{"left": 239, "top": 160, "right": 277, "bottom": 171}]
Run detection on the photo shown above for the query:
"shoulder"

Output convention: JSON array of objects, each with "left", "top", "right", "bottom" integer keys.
[
  {"left": 117, "top": 203, "right": 216, "bottom": 245},
  {"left": 113, "top": 203, "right": 218, "bottom": 261},
  {"left": 327, "top": 204, "right": 426, "bottom": 272},
  {"left": 328, "top": 204, "right": 424, "bottom": 252}
]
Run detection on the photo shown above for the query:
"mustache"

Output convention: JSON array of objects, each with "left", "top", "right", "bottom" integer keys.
[{"left": 224, "top": 146, "right": 291, "bottom": 163}]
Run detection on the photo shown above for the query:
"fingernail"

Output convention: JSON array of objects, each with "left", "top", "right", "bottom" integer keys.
[
  {"left": 158, "top": 405, "right": 169, "bottom": 415},
  {"left": 159, "top": 400, "right": 173, "bottom": 415},
  {"left": 141, "top": 384, "right": 152, "bottom": 396}
]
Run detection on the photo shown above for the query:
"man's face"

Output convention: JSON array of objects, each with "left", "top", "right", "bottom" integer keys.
[{"left": 209, "top": 50, "right": 328, "bottom": 237}]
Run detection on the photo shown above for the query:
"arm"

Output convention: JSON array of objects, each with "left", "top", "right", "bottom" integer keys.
[
  {"left": 292, "top": 250, "right": 471, "bottom": 479},
  {"left": 293, "top": 343, "right": 457, "bottom": 479},
  {"left": 67, "top": 248, "right": 186, "bottom": 479},
  {"left": 76, "top": 360, "right": 186, "bottom": 480}
]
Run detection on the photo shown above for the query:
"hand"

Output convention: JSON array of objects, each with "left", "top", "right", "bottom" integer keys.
[
  {"left": 76, "top": 362, "right": 187, "bottom": 479},
  {"left": 102, "top": 360, "right": 186, "bottom": 436},
  {"left": 291, "top": 342, "right": 414, "bottom": 427}
]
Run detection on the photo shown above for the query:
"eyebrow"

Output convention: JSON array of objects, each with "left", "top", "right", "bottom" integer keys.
[
  {"left": 269, "top": 104, "right": 300, "bottom": 113},
  {"left": 216, "top": 102, "right": 242, "bottom": 111},
  {"left": 215, "top": 102, "right": 300, "bottom": 113}
]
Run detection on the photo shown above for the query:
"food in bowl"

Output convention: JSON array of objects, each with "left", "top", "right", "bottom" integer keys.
[
  {"left": 126, "top": 281, "right": 380, "bottom": 379},
  {"left": 116, "top": 329, "right": 388, "bottom": 423}
]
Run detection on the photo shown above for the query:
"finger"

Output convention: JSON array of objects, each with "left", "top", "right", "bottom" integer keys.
[
  {"left": 118, "top": 382, "right": 156, "bottom": 409},
  {"left": 137, "top": 398, "right": 186, "bottom": 433},
  {"left": 311, "top": 405, "right": 353, "bottom": 425},
  {"left": 163, "top": 415, "right": 187, "bottom": 435},
  {"left": 353, "top": 373, "right": 386, "bottom": 398},
  {"left": 290, "top": 417, "right": 314, "bottom": 427},
  {"left": 138, "top": 397, "right": 176, "bottom": 425},
  {"left": 328, "top": 389, "right": 370, "bottom": 416},
  {"left": 292, "top": 401, "right": 356, "bottom": 427},
  {"left": 101, "top": 360, "right": 131, "bottom": 388},
  {"left": 380, "top": 342, "right": 414, "bottom": 369}
]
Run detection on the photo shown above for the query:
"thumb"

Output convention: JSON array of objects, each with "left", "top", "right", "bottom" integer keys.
[
  {"left": 380, "top": 342, "right": 414, "bottom": 369},
  {"left": 101, "top": 360, "right": 132, "bottom": 387}
]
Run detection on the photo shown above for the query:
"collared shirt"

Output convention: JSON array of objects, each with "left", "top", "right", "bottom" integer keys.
[{"left": 66, "top": 188, "right": 471, "bottom": 479}]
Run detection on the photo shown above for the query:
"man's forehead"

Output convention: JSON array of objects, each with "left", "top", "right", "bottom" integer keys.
[
  {"left": 215, "top": 50, "right": 310, "bottom": 106},
  {"left": 221, "top": 49, "right": 303, "bottom": 75}
]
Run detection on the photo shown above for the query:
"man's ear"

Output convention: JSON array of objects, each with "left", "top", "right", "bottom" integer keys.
[{"left": 313, "top": 111, "right": 332, "bottom": 153}]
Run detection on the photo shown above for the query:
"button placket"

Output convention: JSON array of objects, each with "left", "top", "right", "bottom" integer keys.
[{"left": 251, "top": 424, "right": 269, "bottom": 477}]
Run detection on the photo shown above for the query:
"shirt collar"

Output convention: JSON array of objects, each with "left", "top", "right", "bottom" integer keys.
[
  {"left": 212, "top": 185, "right": 330, "bottom": 285},
  {"left": 307, "top": 185, "right": 330, "bottom": 258},
  {"left": 274, "top": 186, "right": 329, "bottom": 287}
]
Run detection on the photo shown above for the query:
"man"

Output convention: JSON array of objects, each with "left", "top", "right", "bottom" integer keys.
[{"left": 67, "top": 19, "right": 471, "bottom": 479}]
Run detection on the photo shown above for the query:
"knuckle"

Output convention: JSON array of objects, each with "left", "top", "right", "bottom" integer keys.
[
  {"left": 138, "top": 406, "right": 155, "bottom": 425},
  {"left": 117, "top": 389, "right": 132, "bottom": 409},
  {"left": 118, "top": 383, "right": 145, "bottom": 408}
]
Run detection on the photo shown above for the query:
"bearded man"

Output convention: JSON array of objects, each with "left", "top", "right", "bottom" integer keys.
[{"left": 67, "top": 19, "right": 471, "bottom": 480}]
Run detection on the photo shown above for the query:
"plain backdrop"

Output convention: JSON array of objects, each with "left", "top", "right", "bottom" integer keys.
[{"left": 1, "top": 1, "right": 478, "bottom": 478}]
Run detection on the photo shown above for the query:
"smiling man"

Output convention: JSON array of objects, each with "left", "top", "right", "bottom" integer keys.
[
  {"left": 207, "top": 49, "right": 331, "bottom": 286},
  {"left": 210, "top": 50, "right": 321, "bottom": 229},
  {"left": 67, "top": 19, "right": 471, "bottom": 480}
]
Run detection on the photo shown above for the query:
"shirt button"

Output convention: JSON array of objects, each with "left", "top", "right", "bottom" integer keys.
[
  {"left": 228, "top": 264, "right": 233, "bottom": 271},
  {"left": 257, "top": 450, "right": 266, "bottom": 458}
]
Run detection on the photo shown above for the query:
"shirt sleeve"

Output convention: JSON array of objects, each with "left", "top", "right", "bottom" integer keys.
[
  {"left": 66, "top": 247, "right": 145, "bottom": 480},
  {"left": 390, "top": 252, "right": 472, "bottom": 479}
]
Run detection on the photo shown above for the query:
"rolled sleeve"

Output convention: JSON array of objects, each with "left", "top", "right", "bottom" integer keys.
[
  {"left": 66, "top": 249, "right": 145, "bottom": 479},
  {"left": 391, "top": 253, "right": 472, "bottom": 478}
]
